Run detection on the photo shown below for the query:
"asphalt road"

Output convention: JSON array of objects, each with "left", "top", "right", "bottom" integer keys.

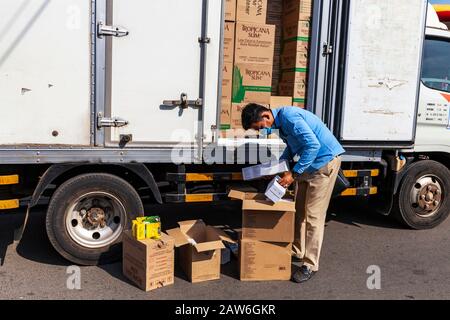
[{"left": 0, "top": 199, "right": 449, "bottom": 300}]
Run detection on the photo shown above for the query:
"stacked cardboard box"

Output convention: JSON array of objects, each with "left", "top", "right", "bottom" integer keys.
[
  {"left": 220, "top": 1, "right": 237, "bottom": 130},
  {"left": 220, "top": 0, "right": 276, "bottom": 132},
  {"left": 232, "top": 0, "right": 275, "bottom": 130},
  {"left": 229, "top": 190, "right": 294, "bottom": 281},
  {"left": 279, "top": 0, "right": 312, "bottom": 108}
]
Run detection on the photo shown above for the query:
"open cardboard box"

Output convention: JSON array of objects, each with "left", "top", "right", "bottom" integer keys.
[
  {"left": 229, "top": 189, "right": 295, "bottom": 243},
  {"left": 166, "top": 220, "right": 235, "bottom": 283}
]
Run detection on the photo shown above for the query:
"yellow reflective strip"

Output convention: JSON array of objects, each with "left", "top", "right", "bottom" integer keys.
[
  {"left": 231, "top": 173, "right": 243, "bottom": 180},
  {"left": 0, "top": 175, "right": 19, "bottom": 185},
  {"left": 185, "top": 173, "right": 214, "bottom": 182},
  {"left": 344, "top": 170, "right": 380, "bottom": 178},
  {"left": 185, "top": 194, "right": 214, "bottom": 202},
  {"left": 343, "top": 170, "right": 358, "bottom": 178},
  {"left": 370, "top": 187, "right": 378, "bottom": 195},
  {"left": 341, "top": 188, "right": 357, "bottom": 196},
  {"left": 0, "top": 199, "right": 19, "bottom": 210}
]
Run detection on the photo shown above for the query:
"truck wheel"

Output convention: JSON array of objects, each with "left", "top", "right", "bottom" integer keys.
[
  {"left": 394, "top": 160, "right": 450, "bottom": 230},
  {"left": 46, "top": 173, "right": 144, "bottom": 265}
]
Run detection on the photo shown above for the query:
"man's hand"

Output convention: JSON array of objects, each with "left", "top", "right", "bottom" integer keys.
[{"left": 279, "top": 171, "right": 295, "bottom": 188}]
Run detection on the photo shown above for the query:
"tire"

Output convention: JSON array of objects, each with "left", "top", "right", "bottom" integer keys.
[
  {"left": 394, "top": 160, "right": 450, "bottom": 230},
  {"left": 46, "top": 173, "right": 144, "bottom": 265}
]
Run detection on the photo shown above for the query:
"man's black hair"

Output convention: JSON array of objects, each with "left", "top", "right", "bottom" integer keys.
[{"left": 241, "top": 103, "right": 271, "bottom": 130}]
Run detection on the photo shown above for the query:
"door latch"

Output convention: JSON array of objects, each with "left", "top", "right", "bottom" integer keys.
[
  {"left": 97, "top": 113, "right": 129, "bottom": 128},
  {"left": 97, "top": 21, "right": 129, "bottom": 38},
  {"left": 322, "top": 42, "right": 333, "bottom": 56},
  {"left": 163, "top": 93, "right": 203, "bottom": 109}
]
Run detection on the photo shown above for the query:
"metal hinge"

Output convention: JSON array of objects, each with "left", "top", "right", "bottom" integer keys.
[
  {"left": 97, "top": 21, "right": 129, "bottom": 38},
  {"left": 163, "top": 93, "right": 203, "bottom": 109},
  {"left": 198, "top": 37, "right": 211, "bottom": 44},
  {"left": 322, "top": 42, "right": 333, "bottom": 56},
  {"left": 97, "top": 113, "right": 129, "bottom": 128}
]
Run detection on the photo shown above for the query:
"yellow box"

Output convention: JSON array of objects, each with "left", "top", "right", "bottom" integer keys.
[
  {"left": 145, "top": 222, "right": 161, "bottom": 240},
  {"left": 132, "top": 221, "right": 146, "bottom": 241}
]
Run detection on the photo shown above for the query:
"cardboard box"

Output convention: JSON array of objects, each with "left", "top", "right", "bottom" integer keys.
[
  {"left": 280, "top": 69, "right": 307, "bottom": 84},
  {"left": 229, "top": 190, "right": 295, "bottom": 243},
  {"left": 283, "top": 20, "right": 311, "bottom": 40},
  {"left": 221, "top": 104, "right": 232, "bottom": 130},
  {"left": 292, "top": 100, "right": 305, "bottom": 108},
  {"left": 241, "top": 159, "right": 290, "bottom": 180},
  {"left": 225, "top": 0, "right": 237, "bottom": 22},
  {"left": 281, "top": 51, "right": 308, "bottom": 70},
  {"left": 122, "top": 232, "right": 175, "bottom": 292},
  {"left": 231, "top": 103, "right": 245, "bottom": 128},
  {"left": 270, "top": 96, "right": 292, "bottom": 108},
  {"left": 232, "top": 64, "right": 272, "bottom": 104},
  {"left": 224, "top": 22, "right": 236, "bottom": 63},
  {"left": 279, "top": 81, "right": 306, "bottom": 100},
  {"left": 283, "top": 0, "right": 313, "bottom": 22},
  {"left": 167, "top": 220, "right": 231, "bottom": 283},
  {"left": 221, "top": 127, "right": 261, "bottom": 138},
  {"left": 265, "top": 176, "right": 287, "bottom": 203},
  {"left": 235, "top": 22, "right": 276, "bottom": 65},
  {"left": 240, "top": 239, "right": 292, "bottom": 281},
  {"left": 236, "top": 0, "right": 268, "bottom": 23}
]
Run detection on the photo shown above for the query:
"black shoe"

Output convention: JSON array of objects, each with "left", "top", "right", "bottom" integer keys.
[{"left": 292, "top": 265, "right": 316, "bottom": 283}]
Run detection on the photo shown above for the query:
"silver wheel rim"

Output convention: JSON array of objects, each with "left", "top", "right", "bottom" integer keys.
[
  {"left": 410, "top": 175, "right": 443, "bottom": 218},
  {"left": 65, "top": 191, "right": 126, "bottom": 249}
]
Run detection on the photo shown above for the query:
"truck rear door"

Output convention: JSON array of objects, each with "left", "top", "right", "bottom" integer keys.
[
  {"left": 310, "top": 0, "right": 428, "bottom": 147},
  {"left": 96, "top": 0, "right": 222, "bottom": 151}
]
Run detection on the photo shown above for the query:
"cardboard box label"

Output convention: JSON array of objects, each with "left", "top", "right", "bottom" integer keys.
[
  {"left": 235, "top": 22, "right": 276, "bottom": 65},
  {"left": 240, "top": 240, "right": 292, "bottom": 281},
  {"left": 236, "top": 0, "right": 268, "bottom": 23},
  {"left": 221, "top": 103, "right": 232, "bottom": 128},
  {"left": 224, "top": 22, "right": 235, "bottom": 63},
  {"left": 232, "top": 64, "right": 272, "bottom": 104},
  {"left": 222, "top": 61, "right": 233, "bottom": 106}
]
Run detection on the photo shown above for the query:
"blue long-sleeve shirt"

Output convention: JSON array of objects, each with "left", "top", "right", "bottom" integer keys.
[{"left": 272, "top": 107, "right": 345, "bottom": 175}]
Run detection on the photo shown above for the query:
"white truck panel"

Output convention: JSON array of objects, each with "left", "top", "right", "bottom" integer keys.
[
  {"left": 108, "top": 0, "right": 221, "bottom": 147},
  {"left": 340, "top": 0, "right": 427, "bottom": 142},
  {"left": 0, "top": 0, "right": 91, "bottom": 146}
]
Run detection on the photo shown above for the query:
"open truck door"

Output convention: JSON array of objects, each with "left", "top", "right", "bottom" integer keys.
[
  {"left": 310, "top": 0, "right": 428, "bottom": 147},
  {"left": 95, "top": 0, "right": 222, "bottom": 159}
]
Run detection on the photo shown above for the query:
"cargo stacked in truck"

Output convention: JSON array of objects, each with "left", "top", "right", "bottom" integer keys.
[
  {"left": 279, "top": 0, "right": 312, "bottom": 108},
  {"left": 220, "top": 0, "right": 276, "bottom": 132}
]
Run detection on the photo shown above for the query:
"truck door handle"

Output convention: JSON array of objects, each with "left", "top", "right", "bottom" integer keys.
[{"left": 162, "top": 93, "right": 203, "bottom": 109}]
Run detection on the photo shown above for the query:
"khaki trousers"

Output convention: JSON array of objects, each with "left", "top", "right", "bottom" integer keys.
[{"left": 293, "top": 156, "right": 342, "bottom": 272}]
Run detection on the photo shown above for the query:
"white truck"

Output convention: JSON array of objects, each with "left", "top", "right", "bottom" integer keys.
[{"left": 0, "top": 0, "right": 448, "bottom": 265}]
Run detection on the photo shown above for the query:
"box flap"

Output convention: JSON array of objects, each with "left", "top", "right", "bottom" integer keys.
[
  {"left": 182, "top": 220, "right": 208, "bottom": 243},
  {"left": 194, "top": 241, "right": 226, "bottom": 253},
  {"left": 211, "top": 226, "right": 237, "bottom": 244},
  {"left": 242, "top": 198, "right": 296, "bottom": 212},
  {"left": 228, "top": 189, "right": 246, "bottom": 200},
  {"left": 165, "top": 228, "right": 189, "bottom": 247}
]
